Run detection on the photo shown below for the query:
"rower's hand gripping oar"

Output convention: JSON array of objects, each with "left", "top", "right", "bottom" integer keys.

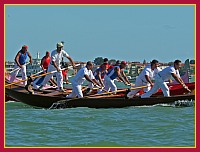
[
  {"left": 126, "top": 83, "right": 135, "bottom": 87},
  {"left": 182, "top": 84, "right": 192, "bottom": 93}
]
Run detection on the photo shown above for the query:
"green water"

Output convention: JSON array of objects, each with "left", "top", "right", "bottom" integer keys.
[{"left": 5, "top": 101, "right": 195, "bottom": 147}]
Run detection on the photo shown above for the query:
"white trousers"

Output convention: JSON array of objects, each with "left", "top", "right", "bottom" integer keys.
[
  {"left": 127, "top": 77, "right": 151, "bottom": 98},
  {"left": 141, "top": 74, "right": 170, "bottom": 98},
  {"left": 41, "top": 64, "right": 63, "bottom": 88},
  {"left": 104, "top": 75, "right": 117, "bottom": 92},
  {"left": 66, "top": 81, "right": 83, "bottom": 98},
  {"left": 9, "top": 64, "right": 27, "bottom": 85}
]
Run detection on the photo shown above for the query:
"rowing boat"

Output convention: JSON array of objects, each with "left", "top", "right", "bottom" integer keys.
[
  {"left": 56, "top": 94, "right": 195, "bottom": 108},
  {"left": 5, "top": 83, "right": 195, "bottom": 108}
]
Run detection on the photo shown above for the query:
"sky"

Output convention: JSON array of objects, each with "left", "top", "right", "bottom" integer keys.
[{"left": 5, "top": 5, "right": 195, "bottom": 63}]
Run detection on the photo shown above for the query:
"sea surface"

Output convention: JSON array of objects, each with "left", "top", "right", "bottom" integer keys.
[
  {"left": 5, "top": 102, "right": 195, "bottom": 147},
  {"left": 5, "top": 77, "right": 195, "bottom": 147}
]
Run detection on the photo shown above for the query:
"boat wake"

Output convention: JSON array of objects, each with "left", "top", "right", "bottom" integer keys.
[
  {"left": 153, "top": 99, "right": 195, "bottom": 108},
  {"left": 174, "top": 99, "right": 195, "bottom": 107},
  {"left": 48, "top": 99, "right": 195, "bottom": 109},
  {"left": 6, "top": 100, "right": 17, "bottom": 103},
  {"left": 49, "top": 102, "right": 67, "bottom": 109}
]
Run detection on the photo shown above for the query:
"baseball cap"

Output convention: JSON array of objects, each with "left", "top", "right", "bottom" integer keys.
[
  {"left": 22, "top": 45, "right": 28, "bottom": 49},
  {"left": 121, "top": 61, "right": 127, "bottom": 65},
  {"left": 57, "top": 42, "right": 64, "bottom": 48}
]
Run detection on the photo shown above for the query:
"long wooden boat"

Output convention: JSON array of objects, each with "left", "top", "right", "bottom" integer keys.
[
  {"left": 5, "top": 85, "right": 195, "bottom": 109},
  {"left": 58, "top": 94, "right": 195, "bottom": 109},
  {"left": 5, "top": 71, "right": 195, "bottom": 101}
]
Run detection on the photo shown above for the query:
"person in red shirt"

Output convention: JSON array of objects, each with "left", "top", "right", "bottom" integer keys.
[
  {"left": 33, "top": 51, "right": 57, "bottom": 89},
  {"left": 100, "top": 58, "right": 113, "bottom": 71},
  {"left": 62, "top": 63, "right": 70, "bottom": 84},
  {"left": 41, "top": 51, "right": 50, "bottom": 70}
]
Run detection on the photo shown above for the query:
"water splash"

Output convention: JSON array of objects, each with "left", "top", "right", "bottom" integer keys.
[{"left": 174, "top": 100, "right": 195, "bottom": 108}]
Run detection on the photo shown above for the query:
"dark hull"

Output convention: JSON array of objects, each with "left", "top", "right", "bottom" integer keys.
[
  {"left": 5, "top": 87, "right": 195, "bottom": 109},
  {"left": 61, "top": 95, "right": 195, "bottom": 108},
  {"left": 5, "top": 87, "right": 65, "bottom": 108}
]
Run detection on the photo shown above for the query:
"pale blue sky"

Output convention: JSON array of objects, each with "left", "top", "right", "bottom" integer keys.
[{"left": 5, "top": 5, "right": 195, "bottom": 63}]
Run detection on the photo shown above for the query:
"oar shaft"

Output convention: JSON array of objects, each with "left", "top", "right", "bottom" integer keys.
[
  {"left": 68, "top": 63, "right": 80, "bottom": 70},
  {"left": 30, "top": 70, "right": 45, "bottom": 77},
  {"left": 88, "top": 85, "right": 148, "bottom": 97}
]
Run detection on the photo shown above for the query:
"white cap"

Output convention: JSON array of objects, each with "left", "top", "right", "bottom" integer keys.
[{"left": 57, "top": 42, "right": 64, "bottom": 48}]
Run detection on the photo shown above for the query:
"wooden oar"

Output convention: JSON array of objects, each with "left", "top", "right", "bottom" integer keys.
[
  {"left": 87, "top": 85, "right": 148, "bottom": 97},
  {"left": 5, "top": 68, "right": 67, "bottom": 87},
  {"left": 67, "top": 64, "right": 80, "bottom": 70},
  {"left": 30, "top": 70, "right": 45, "bottom": 77},
  {"left": 7, "top": 62, "right": 30, "bottom": 74}
]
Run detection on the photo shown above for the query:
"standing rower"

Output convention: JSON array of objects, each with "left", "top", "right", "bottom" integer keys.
[
  {"left": 38, "top": 42, "right": 75, "bottom": 92},
  {"left": 9, "top": 45, "right": 32, "bottom": 85}
]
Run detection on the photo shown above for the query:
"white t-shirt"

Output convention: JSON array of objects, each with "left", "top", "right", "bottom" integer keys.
[
  {"left": 158, "top": 66, "right": 180, "bottom": 81},
  {"left": 138, "top": 65, "right": 161, "bottom": 82},
  {"left": 153, "top": 67, "right": 162, "bottom": 79},
  {"left": 72, "top": 67, "right": 95, "bottom": 85},
  {"left": 50, "top": 49, "right": 69, "bottom": 67}
]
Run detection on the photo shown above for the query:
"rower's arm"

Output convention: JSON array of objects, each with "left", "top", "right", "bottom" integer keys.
[
  {"left": 145, "top": 75, "right": 153, "bottom": 86},
  {"left": 40, "top": 57, "right": 45, "bottom": 70},
  {"left": 171, "top": 73, "right": 185, "bottom": 86},
  {"left": 92, "top": 79, "right": 101, "bottom": 87},
  {"left": 15, "top": 52, "right": 22, "bottom": 68},
  {"left": 84, "top": 75, "right": 95, "bottom": 84},
  {"left": 66, "top": 56, "right": 76, "bottom": 68},
  {"left": 121, "top": 71, "right": 131, "bottom": 84},
  {"left": 172, "top": 73, "right": 191, "bottom": 92},
  {"left": 52, "top": 61, "right": 60, "bottom": 72},
  {"left": 27, "top": 51, "right": 33, "bottom": 64},
  {"left": 179, "top": 77, "right": 185, "bottom": 84},
  {"left": 96, "top": 70, "right": 104, "bottom": 87},
  {"left": 116, "top": 68, "right": 126, "bottom": 84}
]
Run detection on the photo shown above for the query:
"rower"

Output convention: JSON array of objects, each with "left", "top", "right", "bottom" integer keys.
[
  {"left": 141, "top": 60, "right": 190, "bottom": 98},
  {"left": 9, "top": 45, "right": 33, "bottom": 85},
  {"left": 66, "top": 61, "right": 102, "bottom": 98},
  {"left": 86, "top": 65, "right": 107, "bottom": 95},
  {"left": 104, "top": 61, "right": 131, "bottom": 94},
  {"left": 127, "top": 59, "right": 161, "bottom": 98},
  {"left": 100, "top": 58, "right": 112, "bottom": 71},
  {"left": 38, "top": 42, "right": 75, "bottom": 92},
  {"left": 113, "top": 60, "right": 120, "bottom": 66},
  {"left": 33, "top": 51, "right": 56, "bottom": 89}
]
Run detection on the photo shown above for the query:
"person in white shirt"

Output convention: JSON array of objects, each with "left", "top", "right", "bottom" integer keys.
[
  {"left": 141, "top": 60, "right": 189, "bottom": 98},
  {"left": 127, "top": 60, "right": 161, "bottom": 98},
  {"left": 66, "top": 61, "right": 102, "bottom": 98},
  {"left": 38, "top": 42, "right": 75, "bottom": 92}
]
